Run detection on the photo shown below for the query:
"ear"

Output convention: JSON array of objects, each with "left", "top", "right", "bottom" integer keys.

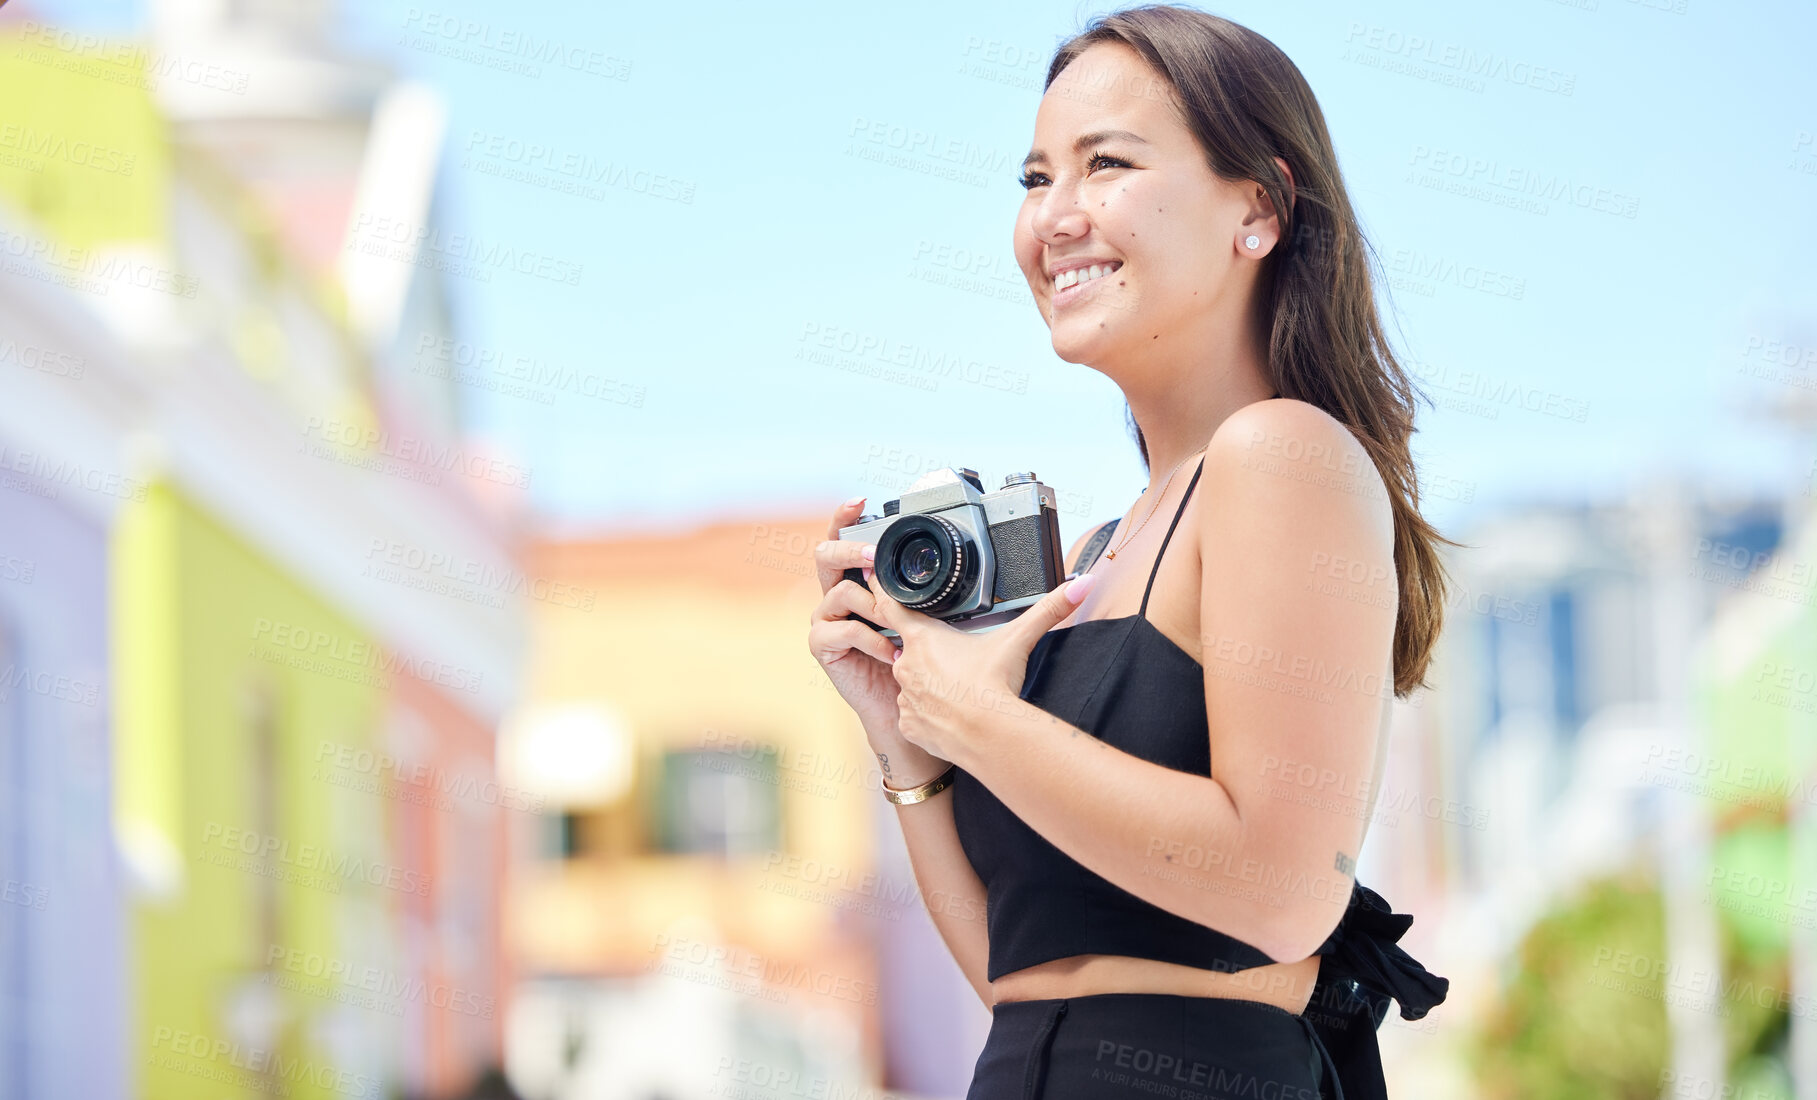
[
  {"left": 1273, "top": 155, "right": 1296, "bottom": 216},
  {"left": 1239, "top": 157, "right": 1295, "bottom": 256}
]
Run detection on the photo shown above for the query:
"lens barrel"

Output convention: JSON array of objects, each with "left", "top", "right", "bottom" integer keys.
[{"left": 874, "top": 514, "right": 979, "bottom": 613}]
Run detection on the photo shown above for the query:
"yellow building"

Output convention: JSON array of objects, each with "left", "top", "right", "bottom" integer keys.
[{"left": 503, "top": 513, "right": 906, "bottom": 1097}]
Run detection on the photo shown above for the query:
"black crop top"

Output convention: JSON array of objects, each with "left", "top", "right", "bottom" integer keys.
[{"left": 949, "top": 453, "right": 1449, "bottom": 1099}]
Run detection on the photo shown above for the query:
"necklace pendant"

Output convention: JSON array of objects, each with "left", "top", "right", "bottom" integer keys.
[{"left": 1104, "top": 550, "right": 1116, "bottom": 560}]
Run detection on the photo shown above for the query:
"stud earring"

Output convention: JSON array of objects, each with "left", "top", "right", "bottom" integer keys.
[{"left": 1244, "top": 234, "right": 1260, "bottom": 249}]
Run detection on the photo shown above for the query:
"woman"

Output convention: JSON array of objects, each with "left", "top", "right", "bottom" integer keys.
[{"left": 807, "top": 6, "right": 1452, "bottom": 1097}]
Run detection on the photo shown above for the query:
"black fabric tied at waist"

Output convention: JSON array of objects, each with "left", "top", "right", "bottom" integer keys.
[{"left": 1302, "top": 882, "right": 1450, "bottom": 1100}]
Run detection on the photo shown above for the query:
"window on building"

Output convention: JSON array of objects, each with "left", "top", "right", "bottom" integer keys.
[
  {"left": 648, "top": 748, "right": 781, "bottom": 857},
  {"left": 538, "top": 810, "right": 586, "bottom": 861}
]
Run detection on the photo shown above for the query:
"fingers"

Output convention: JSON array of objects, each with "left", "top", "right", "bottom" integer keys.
[
  {"left": 808, "top": 618, "right": 901, "bottom": 668},
  {"left": 814, "top": 527, "right": 877, "bottom": 596},
  {"left": 823, "top": 496, "right": 867, "bottom": 540},
  {"left": 999, "top": 573, "right": 1096, "bottom": 652},
  {"left": 811, "top": 577, "right": 879, "bottom": 625},
  {"left": 864, "top": 568, "right": 903, "bottom": 634},
  {"left": 808, "top": 577, "right": 899, "bottom": 667}
]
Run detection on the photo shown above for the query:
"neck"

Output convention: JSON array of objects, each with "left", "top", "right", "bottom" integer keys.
[
  {"left": 1122, "top": 361, "right": 1276, "bottom": 493},
  {"left": 1084, "top": 272, "right": 1277, "bottom": 492},
  {"left": 1098, "top": 276, "right": 1277, "bottom": 488}
]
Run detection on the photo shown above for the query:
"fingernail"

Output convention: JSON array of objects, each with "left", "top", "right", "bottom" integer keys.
[
  {"left": 1065, "top": 573, "right": 1097, "bottom": 605},
  {"left": 862, "top": 544, "right": 876, "bottom": 561},
  {"left": 844, "top": 495, "right": 866, "bottom": 508},
  {"left": 891, "top": 647, "right": 902, "bottom": 661},
  {"left": 863, "top": 567, "right": 874, "bottom": 582}
]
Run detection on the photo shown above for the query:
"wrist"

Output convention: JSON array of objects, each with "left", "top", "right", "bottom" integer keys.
[
  {"left": 882, "top": 761, "right": 957, "bottom": 806},
  {"left": 871, "top": 739, "right": 948, "bottom": 791},
  {"left": 953, "top": 693, "right": 1040, "bottom": 778}
]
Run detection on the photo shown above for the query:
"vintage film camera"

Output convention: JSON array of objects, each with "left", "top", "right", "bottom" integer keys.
[{"left": 837, "top": 467, "right": 1065, "bottom": 638}]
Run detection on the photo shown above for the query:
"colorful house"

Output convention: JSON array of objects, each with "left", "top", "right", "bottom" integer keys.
[
  {"left": 0, "top": 13, "right": 526, "bottom": 1099},
  {"left": 501, "top": 516, "right": 985, "bottom": 1098}
]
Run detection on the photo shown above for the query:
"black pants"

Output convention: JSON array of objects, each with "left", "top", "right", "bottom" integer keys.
[{"left": 966, "top": 993, "right": 1339, "bottom": 1100}]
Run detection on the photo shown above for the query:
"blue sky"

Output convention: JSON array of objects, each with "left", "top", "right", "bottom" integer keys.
[{"left": 25, "top": 0, "right": 1817, "bottom": 542}]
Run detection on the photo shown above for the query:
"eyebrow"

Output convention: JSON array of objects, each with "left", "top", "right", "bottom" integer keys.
[{"left": 1021, "top": 129, "right": 1150, "bottom": 171}]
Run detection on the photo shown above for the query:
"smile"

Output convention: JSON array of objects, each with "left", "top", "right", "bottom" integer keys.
[{"left": 1053, "top": 261, "right": 1122, "bottom": 292}]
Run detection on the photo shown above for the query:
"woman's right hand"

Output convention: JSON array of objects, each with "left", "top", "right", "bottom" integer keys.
[{"left": 807, "top": 497, "right": 904, "bottom": 738}]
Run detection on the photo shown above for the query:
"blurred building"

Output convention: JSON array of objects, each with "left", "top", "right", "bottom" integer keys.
[
  {"left": 0, "top": 276, "right": 128, "bottom": 1100},
  {"left": 1425, "top": 483, "right": 1789, "bottom": 915},
  {"left": 0, "top": 5, "right": 526, "bottom": 1098},
  {"left": 503, "top": 515, "right": 982, "bottom": 1099},
  {"left": 1417, "top": 475, "right": 1808, "bottom": 1091}
]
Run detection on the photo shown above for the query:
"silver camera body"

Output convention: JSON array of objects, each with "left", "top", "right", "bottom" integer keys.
[{"left": 838, "top": 467, "right": 1065, "bottom": 637}]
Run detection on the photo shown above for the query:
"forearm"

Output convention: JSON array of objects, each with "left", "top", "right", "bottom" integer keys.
[
  {"left": 894, "top": 789, "right": 994, "bottom": 1011},
  {"left": 954, "top": 698, "right": 1347, "bottom": 963},
  {"left": 877, "top": 743, "right": 994, "bottom": 1011}
]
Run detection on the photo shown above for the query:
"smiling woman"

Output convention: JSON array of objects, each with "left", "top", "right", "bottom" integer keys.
[{"left": 806, "top": 5, "right": 1456, "bottom": 1099}]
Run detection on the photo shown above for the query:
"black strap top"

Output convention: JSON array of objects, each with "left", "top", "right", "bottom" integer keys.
[{"left": 950, "top": 453, "right": 1448, "bottom": 1100}]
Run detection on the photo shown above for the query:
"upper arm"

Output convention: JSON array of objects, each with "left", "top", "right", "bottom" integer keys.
[
  {"left": 1064, "top": 520, "right": 1113, "bottom": 577},
  {"left": 1196, "top": 400, "right": 1397, "bottom": 960}
]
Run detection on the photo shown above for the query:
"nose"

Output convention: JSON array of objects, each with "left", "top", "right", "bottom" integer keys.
[{"left": 1028, "top": 184, "right": 1090, "bottom": 246}]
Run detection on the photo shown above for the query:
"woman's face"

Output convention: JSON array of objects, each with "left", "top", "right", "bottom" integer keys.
[{"left": 1013, "top": 41, "right": 1264, "bottom": 370}]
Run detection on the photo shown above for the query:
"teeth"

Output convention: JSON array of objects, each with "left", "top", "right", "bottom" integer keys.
[{"left": 1054, "top": 262, "right": 1119, "bottom": 292}]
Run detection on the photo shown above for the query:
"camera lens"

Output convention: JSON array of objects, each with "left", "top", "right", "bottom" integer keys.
[
  {"left": 874, "top": 514, "right": 979, "bottom": 613},
  {"left": 898, "top": 535, "right": 942, "bottom": 586}
]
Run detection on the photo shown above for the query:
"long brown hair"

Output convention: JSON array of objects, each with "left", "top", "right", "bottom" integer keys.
[{"left": 1047, "top": 4, "right": 1459, "bottom": 697}]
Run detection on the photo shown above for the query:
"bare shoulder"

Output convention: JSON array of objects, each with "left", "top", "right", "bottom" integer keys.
[
  {"left": 1202, "top": 398, "right": 1391, "bottom": 534},
  {"left": 1206, "top": 397, "right": 1369, "bottom": 467}
]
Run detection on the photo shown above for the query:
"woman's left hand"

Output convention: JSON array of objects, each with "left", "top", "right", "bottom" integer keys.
[{"left": 863, "top": 570, "right": 1098, "bottom": 767}]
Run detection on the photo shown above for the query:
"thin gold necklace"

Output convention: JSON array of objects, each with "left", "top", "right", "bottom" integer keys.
[{"left": 1103, "top": 445, "right": 1207, "bottom": 561}]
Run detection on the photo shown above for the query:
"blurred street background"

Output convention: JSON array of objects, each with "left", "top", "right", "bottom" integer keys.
[{"left": 1, "top": 0, "right": 1814, "bottom": 1097}]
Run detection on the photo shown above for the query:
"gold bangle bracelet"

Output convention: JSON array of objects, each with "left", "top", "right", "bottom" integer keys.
[{"left": 882, "top": 764, "right": 957, "bottom": 806}]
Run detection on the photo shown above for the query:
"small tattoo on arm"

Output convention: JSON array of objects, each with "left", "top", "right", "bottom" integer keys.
[
  {"left": 1334, "top": 851, "right": 1355, "bottom": 876},
  {"left": 877, "top": 752, "right": 891, "bottom": 780}
]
